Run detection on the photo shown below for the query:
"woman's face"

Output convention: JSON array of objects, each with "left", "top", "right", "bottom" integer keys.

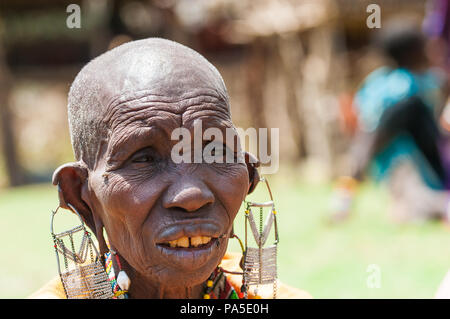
[{"left": 86, "top": 97, "right": 250, "bottom": 287}]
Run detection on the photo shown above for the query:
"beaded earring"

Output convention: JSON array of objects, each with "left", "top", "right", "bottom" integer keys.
[
  {"left": 50, "top": 204, "right": 114, "bottom": 299},
  {"left": 108, "top": 248, "right": 130, "bottom": 297},
  {"left": 218, "top": 176, "right": 279, "bottom": 299},
  {"left": 241, "top": 177, "right": 279, "bottom": 299}
]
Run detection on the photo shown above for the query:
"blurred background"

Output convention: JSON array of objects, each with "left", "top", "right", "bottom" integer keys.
[{"left": 2, "top": 0, "right": 450, "bottom": 298}]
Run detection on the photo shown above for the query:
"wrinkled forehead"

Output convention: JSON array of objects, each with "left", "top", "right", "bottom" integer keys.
[{"left": 92, "top": 39, "right": 229, "bottom": 113}]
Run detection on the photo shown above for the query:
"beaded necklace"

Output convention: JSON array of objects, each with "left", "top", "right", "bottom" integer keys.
[
  {"left": 104, "top": 252, "right": 242, "bottom": 299},
  {"left": 203, "top": 267, "right": 242, "bottom": 299},
  {"left": 105, "top": 252, "right": 128, "bottom": 298}
]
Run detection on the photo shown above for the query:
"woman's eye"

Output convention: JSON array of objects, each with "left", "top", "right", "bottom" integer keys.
[
  {"left": 132, "top": 154, "right": 153, "bottom": 163},
  {"left": 204, "top": 141, "right": 237, "bottom": 163},
  {"left": 129, "top": 148, "right": 156, "bottom": 164}
]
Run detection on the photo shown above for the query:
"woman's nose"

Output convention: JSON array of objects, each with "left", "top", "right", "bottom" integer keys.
[{"left": 163, "top": 179, "right": 215, "bottom": 212}]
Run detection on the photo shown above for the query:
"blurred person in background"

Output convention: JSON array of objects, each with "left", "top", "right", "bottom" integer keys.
[{"left": 331, "top": 17, "right": 450, "bottom": 224}]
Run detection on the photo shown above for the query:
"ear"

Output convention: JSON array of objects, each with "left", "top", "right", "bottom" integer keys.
[
  {"left": 244, "top": 152, "right": 260, "bottom": 194},
  {"left": 52, "top": 162, "right": 109, "bottom": 256},
  {"left": 52, "top": 162, "right": 95, "bottom": 233}
]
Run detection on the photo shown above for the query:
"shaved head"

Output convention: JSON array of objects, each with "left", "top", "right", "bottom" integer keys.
[{"left": 68, "top": 38, "right": 230, "bottom": 168}]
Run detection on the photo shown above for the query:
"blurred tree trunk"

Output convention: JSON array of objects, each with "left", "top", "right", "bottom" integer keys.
[
  {"left": 245, "top": 38, "right": 269, "bottom": 131},
  {"left": 0, "top": 43, "right": 25, "bottom": 186},
  {"left": 277, "top": 34, "right": 307, "bottom": 159},
  {"left": 245, "top": 38, "right": 270, "bottom": 156}
]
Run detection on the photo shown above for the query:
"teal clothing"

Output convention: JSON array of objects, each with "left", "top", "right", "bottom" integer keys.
[{"left": 354, "top": 67, "right": 445, "bottom": 188}]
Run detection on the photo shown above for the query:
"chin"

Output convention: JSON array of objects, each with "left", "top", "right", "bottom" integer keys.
[{"left": 142, "top": 251, "right": 225, "bottom": 288}]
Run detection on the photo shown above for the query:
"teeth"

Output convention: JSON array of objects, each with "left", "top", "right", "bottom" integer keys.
[
  {"left": 166, "top": 236, "right": 212, "bottom": 248},
  {"left": 169, "top": 240, "right": 177, "bottom": 248},
  {"left": 191, "top": 236, "right": 203, "bottom": 247},
  {"left": 177, "top": 236, "right": 189, "bottom": 248}
]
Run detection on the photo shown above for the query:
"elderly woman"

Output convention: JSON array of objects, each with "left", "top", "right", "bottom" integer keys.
[{"left": 29, "top": 38, "right": 310, "bottom": 299}]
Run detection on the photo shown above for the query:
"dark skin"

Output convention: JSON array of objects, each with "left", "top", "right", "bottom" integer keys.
[{"left": 52, "top": 39, "right": 259, "bottom": 298}]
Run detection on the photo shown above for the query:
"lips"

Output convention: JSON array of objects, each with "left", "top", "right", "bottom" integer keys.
[{"left": 154, "top": 221, "right": 224, "bottom": 270}]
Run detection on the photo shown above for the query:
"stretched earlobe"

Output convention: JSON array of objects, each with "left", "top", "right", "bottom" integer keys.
[
  {"left": 53, "top": 162, "right": 87, "bottom": 207},
  {"left": 94, "top": 214, "right": 109, "bottom": 261},
  {"left": 244, "top": 152, "right": 260, "bottom": 194},
  {"left": 53, "top": 162, "right": 109, "bottom": 258},
  {"left": 52, "top": 162, "right": 97, "bottom": 233}
]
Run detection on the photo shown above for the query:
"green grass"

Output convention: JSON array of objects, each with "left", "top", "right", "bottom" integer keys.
[{"left": 2, "top": 175, "right": 450, "bottom": 298}]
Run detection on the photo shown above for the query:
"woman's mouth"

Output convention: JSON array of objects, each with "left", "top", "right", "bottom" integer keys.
[
  {"left": 155, "top": 238, "right": 221, "bottom": 270},
  {"left": 157, "top": 236, "right": 214, "bottom": 249},
  {"left": 154, "top": 222, "right": 224, "bottom": 270}
]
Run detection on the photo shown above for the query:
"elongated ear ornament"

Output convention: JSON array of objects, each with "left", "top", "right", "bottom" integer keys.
[
  {"left": 242, "top": 177, "right": 279, "bottom": 299},
  {"left": 218, "top": 176, "right": 279, "bottom": 299},
  {"left": 50, "top": 203, "right": 114, "bottom": 299}
]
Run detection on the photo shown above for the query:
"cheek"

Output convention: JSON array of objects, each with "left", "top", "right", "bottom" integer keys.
[
  {"left": 208, "top": 164, "right": 249, "bottom": 222},
  {"left": 99, "top": 173, "right": 164, "bottom": 225},
  {"left": 90, "top": 172, "right": 168, "bottom": 263}
]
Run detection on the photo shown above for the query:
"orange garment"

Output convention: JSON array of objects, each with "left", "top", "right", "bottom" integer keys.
[{"left": 29, "top": 252, "right": 311, "bottom": 299}]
